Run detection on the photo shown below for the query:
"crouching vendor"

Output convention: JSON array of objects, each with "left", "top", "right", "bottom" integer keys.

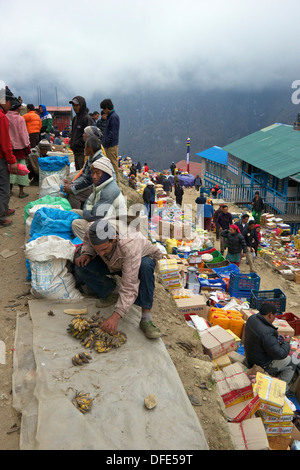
[
  {"left": 244, "top": 302, "right": 297, "bottom": 397},
  {"left": 74, "top": 218, "right": 163, "bottom": 339}
]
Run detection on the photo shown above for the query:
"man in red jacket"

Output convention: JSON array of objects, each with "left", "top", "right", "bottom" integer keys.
[{"left": 0, "top": 86, "right": 20, "bottom": 227}]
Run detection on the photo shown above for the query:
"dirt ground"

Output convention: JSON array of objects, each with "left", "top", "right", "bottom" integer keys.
[{"left": 1, "top": 179, "right": 300, "bottom": 451}]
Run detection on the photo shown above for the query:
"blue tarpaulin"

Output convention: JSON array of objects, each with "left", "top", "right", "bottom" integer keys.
[
  {"left": 168, "top": 174, "right": 195, "bottom": 187},
  {"left": 38, "top": 155, "right": 70, "bottom": 171}
]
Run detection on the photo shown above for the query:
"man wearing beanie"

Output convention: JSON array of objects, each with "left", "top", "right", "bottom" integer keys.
[
  {"left": 71, "top": 152, "right": 126, "bottom": 240},
  {"left": 63, "top": 136, "right": 106, "bottom": 209},
  {"left": 0, "top": 87, "right": 20, "bottom": 227},
  {"left": 74, "top": 218, "right": 163, "bottom": 339},
  {"left": 27, "top": 139, "right": 52, "bottom": 183},
  {"left": 244, "top": 302, "right": 296, "bottom": 396}
]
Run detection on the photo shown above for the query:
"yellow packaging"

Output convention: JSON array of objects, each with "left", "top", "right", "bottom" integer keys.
[
  {"left": 158, "top": 258, "right": 178, "bottom": 273},
  {"left": 258, "top": 397, "right": 294, "bottom": 423},
  {"left": 213, "top": 354, "right": 231, "bottom": 370},
  {"left": 253, "top": 373, "right": 286, "bottom": 416}
]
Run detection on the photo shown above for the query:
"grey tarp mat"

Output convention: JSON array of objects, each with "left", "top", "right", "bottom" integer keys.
[{"left": 12, "top": 298, "right": 208, "bottom": 450}]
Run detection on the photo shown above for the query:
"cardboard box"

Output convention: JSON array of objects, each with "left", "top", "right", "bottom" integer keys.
[
  {"left": 264, "top": 422, "right": 294, "bottom": 436},
  {"left": 215, "top": 362, "right": 254, "bottom": 407},
  {"left": 253, "top": 373, "right": 286, "bottom": 416},
  {"left": 175, "top": 294, "right": 208, "bottom": 318},
  {"left": 213, "top": 354, "right": 231, "bottom": 370},
  {"left": 159, "top": 220, "right": 174, "bottom": 240},
  {"left": 228, "top": 350, "right": 248, "bottom": 366},
  {"left": 268, "top": 434, "right": 291, "bottom": 450},
  {"left": 158, "top": 258, "right": 179, "bottom": 273},
  {"left": 258, "top": 397, "right": 294, "bottom": 423},
  {"left": 199, "top": 325, "right": 237, "bottom": 360},
  {"left": 225, "top": 394, "right": 261, "bottom": 422},
  {"left": 241, "top": 308, "right": 259, "bottom": 321},
  {"left": 273, "top": 318, "right": 295, "bottom": 337},
  {"left": 228, "top": 418, "right": 270, "bottom": 450}
]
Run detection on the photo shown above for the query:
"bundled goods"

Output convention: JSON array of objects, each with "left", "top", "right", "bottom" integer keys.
[
  {"left": 67, "top": 313, "right": 127, "bottom": 354},
  {"left": 253, "top": 373, "right": 296, "bottom": 441},
  {"left": 158, "top": 258, "right": 182, "bottom": 290}
]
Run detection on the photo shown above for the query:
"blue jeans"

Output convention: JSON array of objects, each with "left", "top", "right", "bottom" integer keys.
[{"left": 74, "top": 255, "right": 156, "bottom": 310}]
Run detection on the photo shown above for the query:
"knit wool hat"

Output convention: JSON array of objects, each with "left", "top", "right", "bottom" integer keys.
[
  {"left": 84, "top": 125, "right": 102, "bottom": 138},
  {"left": 38, "top": 139, "right": 52, "bottom": 150},
  {"left": 91, "top": 156, "right": 113, "bottom": 177},
  {"left": 89, "top": 219, "right": 117, "bottom": 245}
]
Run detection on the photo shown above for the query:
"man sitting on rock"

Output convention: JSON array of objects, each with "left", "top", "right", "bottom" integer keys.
[{"left": 74, "top": 218, "right": 163, "bottom": 339}]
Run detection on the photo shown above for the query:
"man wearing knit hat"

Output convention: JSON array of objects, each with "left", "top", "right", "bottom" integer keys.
[
  {"left": 27, "top": 139, "right": 52, "bottom": 183},
  {"left": 71, "top": 151, "right": 126, "bottom": 240},
  {"left": 74, "top": 218, "right": 163, "bottom": 339}
]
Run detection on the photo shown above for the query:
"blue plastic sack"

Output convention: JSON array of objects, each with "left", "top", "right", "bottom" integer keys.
[
  {"left": 38, "top": 155, "right": 70, "bottom": 171},
  {"left": 30, "top": 207, "right": 81, "bottom": 241}
]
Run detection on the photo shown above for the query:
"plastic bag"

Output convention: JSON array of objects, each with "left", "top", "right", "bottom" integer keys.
[
  {"left": 24, "top": 195, "right": 72, "bottom": 222},
  {"left": 25, "top": 204, "right": 65, "bottom": 243},
  {"left": 39, "top": 173, "right": 65, "bottom": 198},
  {"left": 38, "top": 155, "right": 70, "bottom": 197},
  {"left": 29, "top": 207, "right": 82, "bottom": 242},
  {"left": 24, "top": 235, "right": 83, "bottom": 300}
]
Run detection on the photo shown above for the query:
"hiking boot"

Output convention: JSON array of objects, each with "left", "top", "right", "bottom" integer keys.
[
  {"left": 95, "top": 293, "right": 118, "bottom": 308},
  {"left": 0, "top": 219, "right": 13, "bottom": 227},
  {"left": 139, "top": 320, "right": 161, "bottom": 339}
]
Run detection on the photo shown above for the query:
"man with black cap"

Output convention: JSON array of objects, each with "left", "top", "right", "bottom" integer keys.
[
  {"left": 0, "top": 86, "right": 20, "bottom": 227},
  {"left": 244, "top": 302, "right": 296, "bottom": 395},
  {"left": 74, "top": 218, "right": 163, "bottom": 339},
  {"left": 69, "top": 96, "right": 94, "bottom": 170}
]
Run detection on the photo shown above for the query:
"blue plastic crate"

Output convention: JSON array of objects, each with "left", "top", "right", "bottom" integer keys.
[
  {"left": 228, "top": 285, "right": 252, "bottom": 300},
  {"left": 212, "top": 263, "right": 240, "bottom": 278},
  {"left": 250, "top": 289, "right": 286, "bottom": 313},
  {"left": 229, "top": 272, "right": 260, "bottom": 292}
]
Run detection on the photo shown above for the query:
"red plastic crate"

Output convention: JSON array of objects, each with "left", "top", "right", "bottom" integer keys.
[{"left": 275, "top": 312, "right": 300, "bottom": 336}]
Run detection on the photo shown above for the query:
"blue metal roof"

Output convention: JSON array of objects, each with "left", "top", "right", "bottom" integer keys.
[{"left": 195, "top": 146, "right": 228, "bottom": 165}]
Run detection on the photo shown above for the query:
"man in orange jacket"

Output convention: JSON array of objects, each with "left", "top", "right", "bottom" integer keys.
[
  {"left": 23, "top": 104, "right": 42, "bottom": 148},
  {"left": 0, "top": 86, "right": 20, "bottom": 227}
]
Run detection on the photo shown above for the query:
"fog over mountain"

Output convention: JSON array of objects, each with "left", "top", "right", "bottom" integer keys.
[{"left": 1, "top": 1, "right": 299, "bottom": 171}]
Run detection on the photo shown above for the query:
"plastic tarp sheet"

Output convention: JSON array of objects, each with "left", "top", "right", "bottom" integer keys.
[
  {"left": 29, "top": 207, "right": 82, "bottom": 243},
  {"left": 168, "top": 174, "right": 195, "bottom": 187},
  {"left": 12, "top": 298, "right": 208, "bottom": 450}
]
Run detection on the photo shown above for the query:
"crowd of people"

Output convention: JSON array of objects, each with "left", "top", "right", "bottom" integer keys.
[{"left": 0, "top": 86, "right": 164, "bottom": 341}]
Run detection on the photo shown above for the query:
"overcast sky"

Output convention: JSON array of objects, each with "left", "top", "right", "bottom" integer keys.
[{"left": 1, "top": 0, "right": 299, "bottom": 103}]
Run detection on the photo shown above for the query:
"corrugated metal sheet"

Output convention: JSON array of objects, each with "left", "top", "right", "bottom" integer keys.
[
  {"left": 195, "top": 146, "right": 228, "bottom": 165},
  {"left": 223, "top": 123, "right": 300, "bottom": 179}
]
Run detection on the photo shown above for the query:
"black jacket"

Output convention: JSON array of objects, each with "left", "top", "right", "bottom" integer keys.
[
  {"left": 70, "top": 96, "right": 94, "bottom": 154},
  {"left": 102, "top": 109, "right": 120, "bottom": 148},
  {"left": 244, "top": 313, "right": 290, "bottom": 369},
  {"left": 242, "top": 226, "right": 259, "bottom": 247},
  {"left": 221, "top": 229, "right": 247, "bottom": 254},
  {"left": 252, "top": 196, "right": 265, "bottom": 212}
]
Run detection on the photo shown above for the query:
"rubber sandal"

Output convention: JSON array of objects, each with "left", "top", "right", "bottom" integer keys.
[
  {"left": 5, "top": 209, "right": 15, "bottom": 216},
  {"left": 19, "top": 193, "right": 29, "bottom": 198},
  {"left": 0, "top": 219, "right": 13, "bottom": 227}
]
